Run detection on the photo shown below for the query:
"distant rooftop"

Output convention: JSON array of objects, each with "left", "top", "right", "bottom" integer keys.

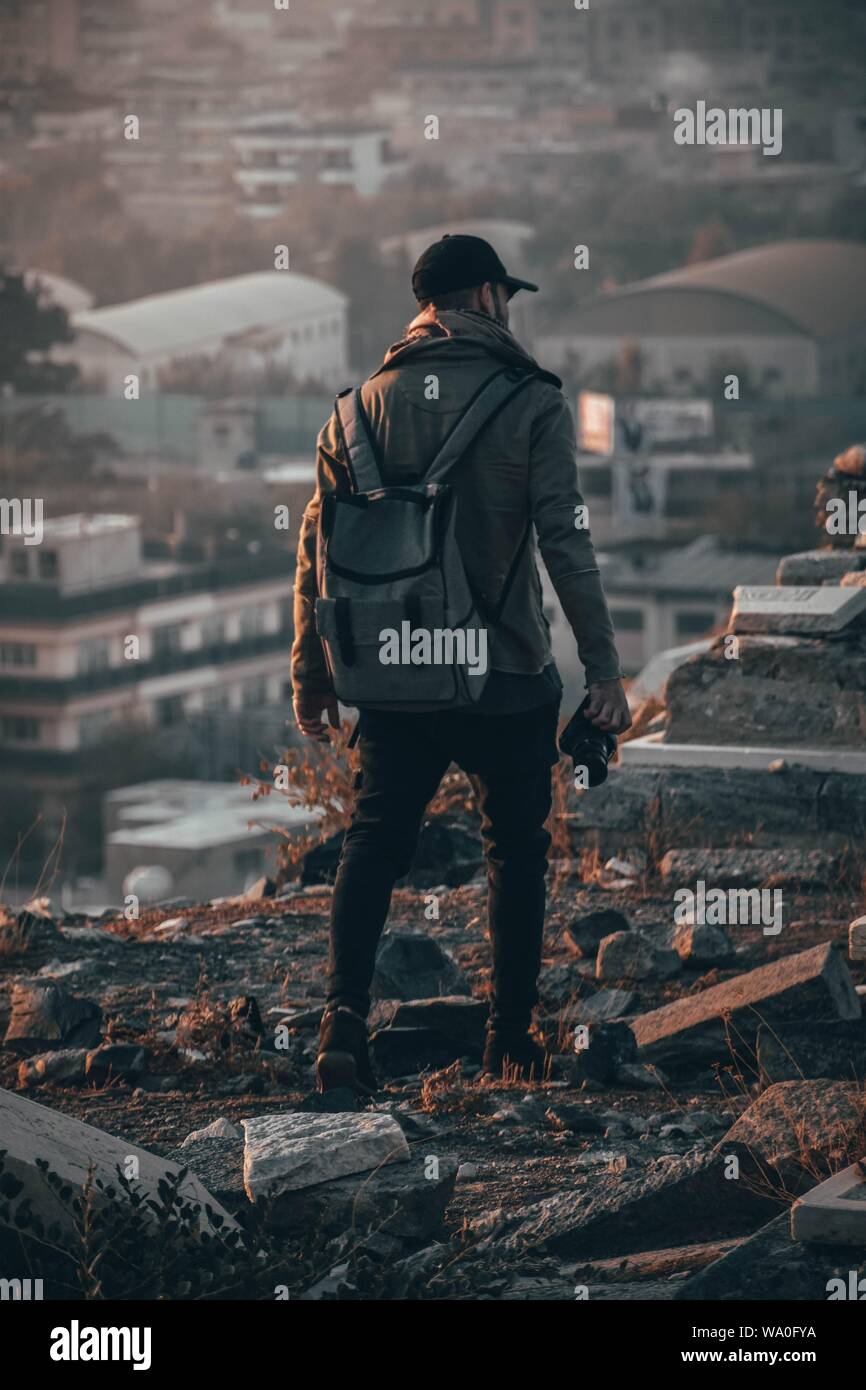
[
  {"left": 600, "top": 536, "right": 783, "bottom": 596},
  {"left": 599, "top": 241, "right": 866, "bottom": 341},
  {"left": 73, "top": 272, "right": 347, "bottom": 359},
  {"left": 106, "top": 779, "right": 321, "bottom": 852},
  {"left": 34, "top": 513, "right": 137, "bottom": 542}
]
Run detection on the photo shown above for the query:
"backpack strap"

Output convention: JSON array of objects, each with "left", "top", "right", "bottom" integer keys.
[
  {"left": 334, "top": 386, "right": 382, "bottom": 493},
  {"left": 424, "top": 367, "right": 538, "bottom": 487}
]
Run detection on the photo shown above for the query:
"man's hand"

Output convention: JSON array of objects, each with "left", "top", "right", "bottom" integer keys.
[
  {"left": 293, "top": 690, "right": 340, "bottom": 741},
  {"left": 585, "top": 678, "right": 632, "bottom": 735}
]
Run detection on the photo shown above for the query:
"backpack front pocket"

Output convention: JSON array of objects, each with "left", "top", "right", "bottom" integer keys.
[{"left": 315, "top": 595, "right": 464, "bottom": 706}]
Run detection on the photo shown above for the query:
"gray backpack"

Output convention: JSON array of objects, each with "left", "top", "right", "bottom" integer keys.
[{"left": 314, "top": 365, "right": 537, "bottom": 710}]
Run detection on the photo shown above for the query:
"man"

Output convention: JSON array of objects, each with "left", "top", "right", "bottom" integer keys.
[{"left": 292, "top": 234, "right": 630, "bottom": 1091}]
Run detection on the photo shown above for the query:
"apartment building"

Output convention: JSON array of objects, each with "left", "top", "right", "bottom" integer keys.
[{"left": 0, "top": 513, "right": 294, "bottom": 761}]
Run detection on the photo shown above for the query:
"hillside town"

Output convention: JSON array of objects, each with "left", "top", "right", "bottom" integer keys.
[{"left": 1, "top": 0, "right": 866, "bottom": 1334}]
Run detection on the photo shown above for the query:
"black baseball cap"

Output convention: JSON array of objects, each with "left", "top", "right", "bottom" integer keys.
[{"left": 411, "top": 234, "right": 539, "bottom": 302}]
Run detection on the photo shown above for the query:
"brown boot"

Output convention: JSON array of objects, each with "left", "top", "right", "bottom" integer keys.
[{"left": 316, "top": 1005, "right": 377, "bottom": 1095}]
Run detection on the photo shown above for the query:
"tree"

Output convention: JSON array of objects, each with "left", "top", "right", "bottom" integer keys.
[{"left": 0, "top": 270, "right": 78, "bottom": 392}]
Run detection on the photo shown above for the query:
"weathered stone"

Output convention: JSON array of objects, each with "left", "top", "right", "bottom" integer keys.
[
  {"left": 85, "top": 1043, "right": 147, "bottom": 1085},
  {"left": 791, "top": 1159, "right": 866, "bottom": 1246},
  {"left": 672, "top": 921, "right": 734, "bottom": 967},
  {"left": 472, "top": 1151, "right": 774, "bottom": 1258},
  {"left": 850, "top": 915, "right": 866, "bottom": 962},
  {"left": 776, "top": 549, "right": 866, "bottom": 586},
  {"left": 17, "top": 1048, "right": 89, "bottom": 1088},
  {"left": 371, "top": 931, "right": 469, "bottom": 1001},
  {"left": 538, "top": 961, "right": 594, "bottom": 1003},
  {"left": 0, "top": 1086, "right": 236, "bottom": 1236},
  {"left": 160, "top": 1137, "right": 246, "bottom": 1209},
  {"left": 658, "top": 846, "right": 838, "bottom": 891},
  {"left": 370, "top": 1026, "right": 470, "bottom": 1075},
  {"left": 565, "top": 909, "right": 631, "bottom": 959},
  {"left": 718, "top": 1080, "right": 866, "bottom": 1196},
  {"left": 817, "top": 775, "right": 866, "bottom": 836},
  {"left": 631, "top": 942, "right": 860, "bottom": 1070},
  {"left": 731, "top": 583, "right": 866, "bottom": 635},
  {"left": 757, "top": 1019, "right": 866, "bottom": 1085},
  {"left": 596, "top": 931, "right": 681, "bottom": 983},
  {"left": 390, "top": 996, "right": 487, "bottom": 1050},
  {"left": 182, "top": 1117, "right": 243, "bottom": 1145},
  {"left": 570, "top": 1021, "right": 638, "bottom": 1085},
  {"left": 3, "top": 981, "right": 102, "bottom": 1056},
  {"left": 241, "top": 1110, "right": 409, "bottom": 1200},
  {"left": 564, "top": 771, "right": 661, "bottom": 836},
  {"left": 659, "top": 766, "right": 824, "bottom": 844},
  {"left": 572, "top": 988, "right": 637, "bottom": 1022},
  {"left": 675, "top": 1209, "right": 864, "bottom": 1301},
  {"left": 270, "top": 1152, "right": 458, "bottom": 1240},
  {"left": 664, "top": 634, "right": 866, "bottom": 749}
]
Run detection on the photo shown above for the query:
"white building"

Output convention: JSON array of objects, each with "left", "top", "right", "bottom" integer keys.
[
  {"left": 539, "top": 241, "right": 866, "bottom": 400},
  {"left": 104, "top": 779, "right": 320, "bottom": 901},
  {"left": 0, "top": 514, "right": 294, "bottom": 757},
  {"left": 58, "top": 272, "right": 349, "bottom": 392},
  {"left": 232, "top": 119, "right": 405, "bottom": 211}
]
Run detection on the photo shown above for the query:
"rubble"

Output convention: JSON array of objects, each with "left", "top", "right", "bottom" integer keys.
[
  {"left": 756, "top": 1019, "right": 866, "bottom": 1084},
  {"left": 718, "top": 1079, "right": 866, "bottom": 1195},
  {"left": 631, "top": 941, "right": 860, "bottom": 1070},
  {"left": 0, "top": 1085, "right": 236, "bottom": 1236},
  {"left": 3, "top": 981, "right": 102, "bottom": 1055},
  {"left": 596, "top": 930, "right": 681, "bottom": 982},
  {"left": 241, "top": 1110, "right": 410, "bottom": 1200},
  {"left": 371, "top": 931, "right": 470, "bottom": 1000}
]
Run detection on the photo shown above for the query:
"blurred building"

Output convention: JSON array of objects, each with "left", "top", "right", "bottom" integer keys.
[
  {"left": 597, "top": 535, "right": 782, "bottom": 674},
  {"left": 0, "top": 513, "right": 294, "bottom": 763},
  {"left": 104, "top": 778, "right": 319, "bottom": 901},
  {"left": 539, "top": 241, "right": 866, "bottom": 399},
  {"left": 232, "top": 118, "right": 405, "bottom": 208},
  {"left": 55, "top": 272, "right": 349, "bottom": 392}
]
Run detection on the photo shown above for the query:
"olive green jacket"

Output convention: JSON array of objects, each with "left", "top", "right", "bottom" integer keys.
[{"left": 291, "top": 308, "right": 622, "bottom": 697}]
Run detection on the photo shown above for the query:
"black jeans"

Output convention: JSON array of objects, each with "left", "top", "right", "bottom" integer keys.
[{"left": 327, "top": 700, "right": 560, "bottom": 1031}]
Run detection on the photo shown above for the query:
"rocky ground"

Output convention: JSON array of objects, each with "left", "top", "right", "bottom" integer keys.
[{"left": 1, "top": 848, "right": 865, "bottom": 1301}]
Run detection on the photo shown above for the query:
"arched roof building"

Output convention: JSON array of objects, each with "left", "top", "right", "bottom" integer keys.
[
  {"left": 58, "top": 271, "right": 349, "bottom": 390},
  {"left": 539, "top": 241, "right": 866, "bottom": 398}
]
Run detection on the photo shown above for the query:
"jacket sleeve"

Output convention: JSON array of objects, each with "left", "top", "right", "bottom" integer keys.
[
  {"left": 528, "top": 390, "right": 623, "bottom": 686},
  {"left": 290, "top": 411, "right": 348, "bottom": 698}
]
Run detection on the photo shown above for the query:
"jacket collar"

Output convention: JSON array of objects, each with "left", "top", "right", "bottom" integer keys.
[{"left": 373, "top": 308, "right": 562, "bottom": 388}]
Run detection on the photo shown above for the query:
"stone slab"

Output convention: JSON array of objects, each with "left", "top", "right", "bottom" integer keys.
[
  {"left": 620, "top": 737, "right": 866, "bottom": 774},
  {"left": 776, "top": 549, "right": 866, "bottom": 586},
  {"left": 757, "top": 1020, "right": 866, "bottom": 1085},
  {"left": 471, "top": 1152, "right": 774, "bottom": 1259},
  {"left": 241, "top": 1110, "right": 409, "bottom": 1201},
  {"left": 731, "top": 583, "right": 866, "bottom": 635},
  {"left": 631, "top": 942, "right": 860, "bottom": 1070},
  {"left": 664, "top": 633, "right": 866, "bottom": 748},
  {"left": 0, "top": 1086, "right": 237, "bottom": 1236},
  {"left": 658, "top": 846, "right": 838, "bottom": 890},
  {"left": 718, "top": 1080, "right": 866, "bottom": 1198},
  {"left": 269, "top": 1152, "right": 458, "bottom": 1240},
  {"left": 790, "top": 1158, "right": 866, "bottom": 1245},
  {"left": 674, "top": 1209, "right": 863, "bottom": 1300}
]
